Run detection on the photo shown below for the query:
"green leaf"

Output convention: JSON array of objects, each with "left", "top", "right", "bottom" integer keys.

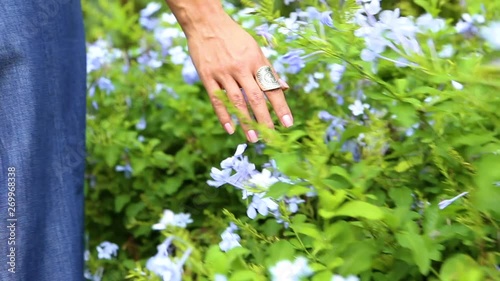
[
  {"left": 333, "top": 201, "right": 384, "bottom": 220},
  {"left": 265, "top": 240, "right": 296, "bottom": 266},
  {"left": 388, "top": 187, "right": 413, "bottom": 208},
  {"left": 265, "top": 182, "right": 292, "bottom": 199},
  {"left": 395, "top": 231, "right": 430, "bottom": 274},
  {"left": 394, "top": 156, "right": 423, "bottom": 173},
  {"left": 160, "top": 177, "right": 184, "bottom": 195},
  {"left": 473, "top": 154, "right": 500, "bottom": 215},
  {"left": 440, "top": 254, "right": 484, "bottom": 281},
  {"left": 318, "top": 189, "right": 347, "bottom": 213},
  {"left": 114, "top": 194, "right": 131, "bottom": 212},
  {"left": 229, "top": 270, "right": 260, "bottom": 281},
  {"left": 125, "top": 202, "right": 145, "bottom": 218},
  {"left": 205, "top": 246, "right": 229, "bottom": 274},
  {"left": 130, "top": 157, "right": 147, "bottom": 175},
  {"left": 338, "top": 241, "right": 377, "bottom": 274},
  {"left": 291, "top": 223, "right": 322, "bottom": 240},
  {"left": 451, "top": 133, "right": 497, "bottom": 147}
]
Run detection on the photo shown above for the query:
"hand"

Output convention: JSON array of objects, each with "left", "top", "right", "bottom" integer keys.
[{"left": 186, "top": 15, "right": 293, "bottom": 143}]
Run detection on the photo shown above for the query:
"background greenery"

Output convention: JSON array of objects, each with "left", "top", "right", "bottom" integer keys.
[{"left": 83, "top": 0, "right": 500, "bottom": 280}]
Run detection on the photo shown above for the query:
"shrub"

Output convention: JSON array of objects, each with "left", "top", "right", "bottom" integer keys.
[{"left": 83, "top": 0, "right": 500, "bottom": 280}]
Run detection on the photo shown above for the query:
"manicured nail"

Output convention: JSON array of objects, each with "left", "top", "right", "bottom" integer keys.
[
  {"left": 224, "top": 123, "right": 234, "bottom": 135},
  {"left": 282, "top": 114, "right": 293, "bottom": 128},
  {"left": 279, "top": 79, "right": 289, "bottom": 90},
  {"left": 246, "top": 130, "right": 258, "bottom": 143}
]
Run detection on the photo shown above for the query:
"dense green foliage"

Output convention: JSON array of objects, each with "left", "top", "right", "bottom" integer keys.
[{"left": 83, "top": 0, "right": 500, "bottom": 280}]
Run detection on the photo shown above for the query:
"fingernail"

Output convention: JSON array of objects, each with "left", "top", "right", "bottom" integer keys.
[
  {"left": 279, "top": 79, "right": 289, "bottom": 90},
  {"left": 246, "top": 130, "right": 258, "bottom": 143},
  {"left": 282, "top": 114, "right": 293, "bottom": 128},
  {"left": 224, "top": 123, "right": 234, "bottom": 135}
]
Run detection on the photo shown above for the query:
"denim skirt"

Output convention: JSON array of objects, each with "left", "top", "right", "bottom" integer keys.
[{"left": 0, "top": 0, "right": 86, "bottom": 280}]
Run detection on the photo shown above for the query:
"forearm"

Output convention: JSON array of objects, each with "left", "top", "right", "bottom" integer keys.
[{"left": 164, "top": 0, "right": 229, "bottom": 38}]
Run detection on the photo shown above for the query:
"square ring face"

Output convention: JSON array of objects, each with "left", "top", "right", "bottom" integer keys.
[{"left": 256, "top": 66, "right": 280, "bottom": 91}]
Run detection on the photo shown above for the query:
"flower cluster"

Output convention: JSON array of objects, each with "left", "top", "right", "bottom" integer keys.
[
  {"left": 152, "top": 209, "right": 193, "bottom": 230},
  {"left": 269, "top": 257, "right": 313, "bottom": 281},
  {"left": 208, "top": 144, "right": 305, "bottom": 222},
  {"left": 353, "top": 0, "right": 448, "bottom": 67},
  {"left": 96, "top": 241, "right": 119, "bottom": 260},
  {"left": 219, "top": 223, "right": 242, "bottom": 252},
  {"left": 146, "top": 237, "right": 192, "bottom": 281}
]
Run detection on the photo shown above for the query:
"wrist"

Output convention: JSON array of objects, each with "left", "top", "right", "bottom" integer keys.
[{"left": 166, "top": 1, "right": 230, "bottom": 38}]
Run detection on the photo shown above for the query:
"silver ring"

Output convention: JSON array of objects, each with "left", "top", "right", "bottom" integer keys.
[{"left": 256, "top": 66, "right": 281, "bottom": 91}]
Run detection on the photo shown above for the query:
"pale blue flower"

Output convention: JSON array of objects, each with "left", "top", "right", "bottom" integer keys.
[
  {"left": 207, "top": 168, "right": 232, "bottom": 188},
  {"left": 249, "top": 169, "right": 279, "bottom": 189},
  {"left": 139, "top": 17, "right": 159, "bottom": 30},
  {"left": 219, "top": 224, "right": 241, "bottom": 252},
  {"left": 247, "top": 193, "right": 279, "bottom": 219},
  {"left": 261, "top": 46, "right": 278, "bottom": 59},
  {"left": 342, "top": 140, "right": 361, "bottom": 162},
  {"left": 480, "top": 22, "right": 500, "bottom": 50},
  {"left": 416, "top": 13, "right": 446, "bottom": 33},
  {"left": 362, "top": 0, "right": 381, "bottom": 16},
  {"left": 146, "top": 237, "right": 191, "bottom": 281},
  {"left": 320, "top": 11, "right": 334, "bottom": 27},
  {"left": 329, "top": 63, "right": 346, "bottom": 83},
  {"left": 256, "top": 24, "right": 274, "bottom": 42},
  {"left": 360, "top": 48, "right": 377, "bottom": 62},
  {"left": 96, "top": 241, "right": 119, "bottom": 260},
  {"left": 280, "top": 50, "right": 306, "bottom": 74},
  {"left": 136, "top": 117, "right": 147, "bottom": 130},
  {"left": 84, "top": 267, "right": 103, "bottom": 281},
  {"left": 318, "top": 110, "right": 335, "bottom": 121},
  {"left": 455, "top": 13, "right": 485, "bottom": 35},
  {"left": 84, "top": 250, "right": 90, "bottom": 261},
  {"left": 405, "top": 123, "right": 420, "bottom": 137},
  {"left": 348, "top": 100, "right": 370, "bottom": 116},
  {"left": 161, "top": 13, "right": 178, "bottom": 25},
  {"left": 182, "top": 58, "right": 199, "bottom": 84},
  {"left": 284, "top": 0, "right": 297, "bottom": 5},
  {"left": 115, "top": 163, "right": 133, "bottom": 178},
  {"left": 168, "top": 46, "right": 188, "bottom": 65},
  {"left": 97, "top": 77, "right": 115, "bottom": 94},
  {"left": 269, "top": 257, "right": 313, "bottom": 281},
  {"left": 207, "top": 144, "right": 257, "bottom": 189},
  {"left": 138, "top": 51, "right": 163, "bottom": 68},
  {"left": 304, "top": 74, "right": 320, "bottom": 93},
  {"left": 154, "top": 28, "right": 175, "bottom": 52},
  {"left": 297, "top": 7, "right": 321, "bottom": 21},
  {"left": 152, "top": 209, "right": 193, "bottom": 230},
  {"left": 286, "top": 197, "right": 305, "bottom": 213},
  {"left": 438, "top": 191, "right": 468, "bottom": 210},
  {"left": 331, "top": 275, "right": 360, "bottom": 281},
  {"left": 140, "top": 2, "right": 162, "bottom": 18},
  {"left": 438, "top": 44, "right": 455, "bottom": 58},
  {"left": 86, "top": 40, "right": 121, "bottom": 73},
  {"left": 139, "top": 3, "right": 161, "bottom": 30},
  {"left": 214, "top": 275, "right": 228, "bottom": 281},
  {"left": 451, "top": 80, "right": 464, "bottom": 90},
  {"left": 276, "top": 14, "right": 303, "bottom": 37},
  {"left": 324, "top": 116, "right": 346, "bottom": 143}
]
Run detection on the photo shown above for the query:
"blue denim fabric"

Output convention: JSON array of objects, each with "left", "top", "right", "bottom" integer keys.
[{"left": 0, "top": 0, "right": 86, "bottom": 280}]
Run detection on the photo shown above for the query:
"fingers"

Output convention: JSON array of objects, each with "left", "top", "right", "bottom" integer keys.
[
  {"left": 203, "top": 60, "right": 292, "bottom": 142},
  {"left": 221, "top": 78, "right": 260, "bottom": 143},
  {"left": 237, "top": 76, "right": 275, "bottom": 131},
  {"left": 205, "top": 79, "right": 235, "bottom": 135},
  {"left": 265, "top": 87, "right": 294, "bottom": 128},
  {"left": 258, "top": 63, "right": 294, "bottom": 128}
]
